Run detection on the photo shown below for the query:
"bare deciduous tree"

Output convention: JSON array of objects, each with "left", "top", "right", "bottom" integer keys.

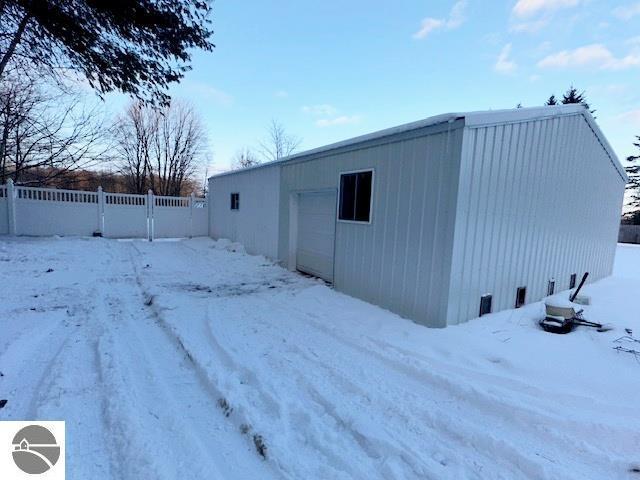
[
  {"left": 0, "top": 73, "right": 109, "bottom": 185},
  {"left": 113, "top": 103, "right": 155, "bottom": 194},
  {"left": 258, "top": 119, "right": 301, "bottom": 162},
  {"left": 114, "top": 101, "right": 207, "bottom": 196},
  {"left": 231, "top": 147, "right": 260, "bottom": 169}
]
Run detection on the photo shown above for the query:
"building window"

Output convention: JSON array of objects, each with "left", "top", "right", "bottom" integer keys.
[
  {"left": 570, "top": 273, "right": 577, "bottom": 289},
  {"left": 338, "top": 170, "right": 373, "bottom": 222},
  {"left": 230, "top": 193, "right": 239, "bottom": 210},
  {"left": 547, "top": 279, "right": 555, "bottom": 296},
  {"left": 479, "top": 294, "right": 492, "bottom": 317},
  {"left": 515, "top": 287, "right": 526, "bottom": 308}
]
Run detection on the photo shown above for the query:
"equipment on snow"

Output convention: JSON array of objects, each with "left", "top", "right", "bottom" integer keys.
[{"left": 540, "top": 272, "right": 612, "bottom": 334}]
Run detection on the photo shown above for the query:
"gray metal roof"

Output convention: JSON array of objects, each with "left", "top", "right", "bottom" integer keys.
[{"left": 210, "top": 105, "right": 626, "bottom": 181}]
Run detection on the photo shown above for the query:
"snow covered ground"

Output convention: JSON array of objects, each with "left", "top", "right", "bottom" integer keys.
[{"left": 1, "top": 236, "right": 639, "bottom": 479}]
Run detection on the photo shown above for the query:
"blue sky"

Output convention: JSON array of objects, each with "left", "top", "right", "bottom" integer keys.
[{"left": 110, "top": 0, "right": 640, "bottom": 175}]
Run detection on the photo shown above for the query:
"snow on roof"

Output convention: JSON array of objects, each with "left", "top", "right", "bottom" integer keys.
[{"left": 210, "top": 105, "right": 626, "bottom": 181}]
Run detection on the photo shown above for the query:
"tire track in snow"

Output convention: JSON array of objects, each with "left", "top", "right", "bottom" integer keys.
[
  {"left": 123, "top": 240, "right": 639, "bottom": 478},
  {"left": 132, "top": 241, "right": 546, "bottom": 478},
  {"left": 272, "top": 299, "right": 630, "bottom": 479},
  {"left": 93, "top": 242, "right": 283, "bottom": 480}
]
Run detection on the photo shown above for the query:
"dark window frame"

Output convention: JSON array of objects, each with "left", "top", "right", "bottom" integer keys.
[
  {"left": 230, "top": 192, "right": 240, "bottom": 210},
  {"left": 337, "top": 169, "right": 374, "bottom": 224},
  {"left": 515, "top": 286, "right": 527, "bottom": 308},
  {"left": 479, "top": 294, "right": 492, "bottom": 317},
  {"left": 547, "top": 279, "right": 555, "bottom": 296},
  {"left": 569, "top": 273, "right": 577, "bottom": 289}
]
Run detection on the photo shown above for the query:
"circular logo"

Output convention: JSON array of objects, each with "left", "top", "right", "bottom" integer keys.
[{"left": 11, "top": 425, "right": 61, "bottom": 474}]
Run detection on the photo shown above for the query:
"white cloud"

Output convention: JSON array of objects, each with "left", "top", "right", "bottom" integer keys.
[
  {"left": 182, "top": 81, "right": 233, "bottom": 106},
  {"left": 302, "top": 104, "right": 338, "bottom": 116},
  {"left": 413, "top": 18, "right": 445, "bottom": 39},
  {"left": 616, "top": 109, "right": 640, "bottom": 125},
  {"left": 316, "top": 115, "right": 361, "bottom": 127},
  {"left": 613, "top": 2, "right": 640, "bottom": 20},
  {"left": 537, "top": 44, "right": 640, "bottom": 70},
  {"left": 513, "top": 0, "right": 580, "bottom": 18},
  {"left": 626, "top": 36, "right": 640, "bottom": 46},
  {"left": 447, "top": 0, "right": 467, "bottom": 28},
  {"left": 510, "top": 18, "right": 549, "bottom": 33},
  {"left": 274, "top": 90, "right": 288, "bottom": 98},
  {"left": 494, "top": 44, "right": 517, "bottom": 74},
  {"left": 413, "top": 1, "right": 467, "bottom": 40}
]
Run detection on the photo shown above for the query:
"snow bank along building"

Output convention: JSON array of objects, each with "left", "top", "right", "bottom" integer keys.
[{"left": 208, "top": 105, "right": 626, "bottom": 327}]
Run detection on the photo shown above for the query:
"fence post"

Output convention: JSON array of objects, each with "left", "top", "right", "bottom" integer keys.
[
  {"left": 189, "top": 192, "right": 195, "bottom": 239},
  {"left": 97, "top": 186, "right": 105, "bottom": 236},
  {"left": 6, "top": 179, "right": 16, "bottom": 235},
  {"left": 147, "top": 189, "right": 154, "bottom": 242}
]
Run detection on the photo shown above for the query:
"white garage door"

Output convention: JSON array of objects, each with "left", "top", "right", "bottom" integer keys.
[{"left": 297, "top": 191, "right": 336, "bottom": 282}]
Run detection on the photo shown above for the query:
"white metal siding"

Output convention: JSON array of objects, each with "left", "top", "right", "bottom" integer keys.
[
  {"left": 279, "top": 124, "right": 464, "bottom": 327},
  {"left": 209, "top": 165, "right": 280, "bottom": 259},
  {"left": 446, "top": 114, "right": 625, "bottom": 325},
  {"left": 296, "top": 191, "right": 336, "bottom": 282}
]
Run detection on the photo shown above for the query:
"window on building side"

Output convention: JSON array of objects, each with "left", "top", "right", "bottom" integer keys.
[
  {"left": 479, "top": 294, "right": 492, "bottom": 317},
  {"left": 547, "top": 279, "right": 555, "bottom": 296},
  {"left": 570, "top": 273, "right": 577, "bottom": 289},
  {"left": 515, "top": 287, "right": 526, "bottom": 308},
  {"left": 230, "top": 193, "right": 240, "bottom": 210},
  {"left": 338, "top": 170, "right": 373, "bottom": 222}
]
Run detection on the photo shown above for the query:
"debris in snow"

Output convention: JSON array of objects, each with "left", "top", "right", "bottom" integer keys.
[
  {"left": 217, "top": 397, "right": 233, "bottom": 417},
  {"left": 45, "top": 268, "right": 54, "bottom": 273},
  {"left": 613, "top": 336, "right": 640, "bottom": 361},
  {"left": 253, "top": 434, "right": 267, "bottom": 459},
  {"left": 144, "top": 295, "right": 154, "bottom": 306},
  {"left": 0, "top": 399, "right": 7, "bottom": 409},
  {"left": 239, "top": 423, "right": 251, "bottom": 435}
]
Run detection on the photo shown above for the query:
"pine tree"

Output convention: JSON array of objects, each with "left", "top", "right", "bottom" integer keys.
[
  {"left": 545, "top": 95, "right": 558, "bottom": 106},
  {"left": 561, "top": 85, "right": 595, "bottom": 115},
  {"left": 625, "top": 136, "right": 640, "bottom": 220},
  {"left": 0, "top": 0, "right": 214, "bottom": 106}
]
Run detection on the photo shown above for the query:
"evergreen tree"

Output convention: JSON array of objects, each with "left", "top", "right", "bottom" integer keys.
[
  {"left": 561, "top": 85, "right": 595, "bottom": 115},
  {"left": 545, "top": 95, "right": 558, "bottom": 106},
  {"left": 625, "top": 136, "right": 640, "bottom": 216},
  {"left": 0, "top": 0, "right": 214, "bottom": 106}
]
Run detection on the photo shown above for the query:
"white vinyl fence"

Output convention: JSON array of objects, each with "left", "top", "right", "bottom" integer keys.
[{"left": 0, "top": 180, "right": 208, "bottom": 240}]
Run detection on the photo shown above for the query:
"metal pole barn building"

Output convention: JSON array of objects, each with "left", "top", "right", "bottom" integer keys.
[{"left": 208, "top": 105, "right": 627, "bottom": 327}]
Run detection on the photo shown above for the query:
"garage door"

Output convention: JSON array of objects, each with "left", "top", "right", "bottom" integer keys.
[{"left": 297, "top": 191, "right": 336, "bottom": 282}]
